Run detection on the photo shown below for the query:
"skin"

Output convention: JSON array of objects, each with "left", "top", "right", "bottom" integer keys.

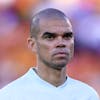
[{"left": 28, "top": 16, "right": 74, "bottom": 87}]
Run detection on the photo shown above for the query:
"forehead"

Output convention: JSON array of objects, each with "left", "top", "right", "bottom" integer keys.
[{"left": 39, "top": 18, "right": 72, "bottom": 33}]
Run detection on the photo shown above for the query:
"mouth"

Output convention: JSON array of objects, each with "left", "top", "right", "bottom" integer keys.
[
  {"left": 52, "top": 49, "right": 70, "bottom": 59},
  {"left": 53, "top": 52, "right": 68, "bottom": 58}
]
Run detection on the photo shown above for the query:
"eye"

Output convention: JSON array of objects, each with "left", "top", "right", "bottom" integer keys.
[
  {"left": 42, "top": 32, "right": 56, "bottom": 40},
  {"left": 63, "top": 32, "right": 73, "bottom": 40}
]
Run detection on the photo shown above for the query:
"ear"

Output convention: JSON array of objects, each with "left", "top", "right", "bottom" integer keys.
[{"left": 27, "top": 37, "right": 37, "bottom": 52}]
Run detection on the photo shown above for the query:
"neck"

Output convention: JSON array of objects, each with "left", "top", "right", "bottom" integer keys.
[{"left": 34, "top": 65, "right": 67, "bottom": 87}]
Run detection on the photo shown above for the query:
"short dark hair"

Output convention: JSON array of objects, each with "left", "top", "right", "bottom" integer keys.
[{"left": 30, "top": 8, "right": 67, "bottom": 38}]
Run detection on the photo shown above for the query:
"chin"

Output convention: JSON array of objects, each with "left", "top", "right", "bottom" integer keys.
[{"left": 50, "top": 62, "right": 67, "bottom": 70}]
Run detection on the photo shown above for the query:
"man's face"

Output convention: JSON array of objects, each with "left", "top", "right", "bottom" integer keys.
[{"left": 34, "top": 18, "right": 74, "bottom": 70}]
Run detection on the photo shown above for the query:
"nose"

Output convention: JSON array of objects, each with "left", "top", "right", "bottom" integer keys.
[
  {"left": 56, "top": 43, "right": 66, "bottom": 48},
  {"left": 56, "top": 37, "right": 66, "bottom": 48}
]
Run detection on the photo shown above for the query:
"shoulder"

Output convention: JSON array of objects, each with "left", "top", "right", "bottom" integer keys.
[
  {"left": 67, "top": 77, "right": 100, "bottom": 99},
  {"left": 0, "top": 68, "right": 34, "bottom": 99}
]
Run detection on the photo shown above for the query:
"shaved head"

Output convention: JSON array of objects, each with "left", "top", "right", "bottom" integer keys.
[
  {"left": 30, "top": 8, "right": 70, "bottom": 38},
  {"left": 28, "top": 8, "right": 74, "bottom": 71}
]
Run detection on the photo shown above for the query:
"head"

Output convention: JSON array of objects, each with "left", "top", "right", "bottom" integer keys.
[{"left": 28, "top": 8, "right": 74, "bottom": 70}]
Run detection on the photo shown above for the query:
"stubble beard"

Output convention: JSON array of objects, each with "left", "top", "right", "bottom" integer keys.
[
  {"left": 38, "top": 50, "right": 73, "bottom": 70},
  {"left": 45, "top": 61, "right": 66, "bottom": 70},
  {"left": 39, "top": 56, "right": 69, "bottom": 70}
]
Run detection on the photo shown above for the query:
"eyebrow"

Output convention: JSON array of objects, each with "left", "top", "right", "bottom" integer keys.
[
  {"left": 64, "top": 32, "right": 73, "bottom": 35},
  {"left": 41, "top": 31, "right": 73, "bottom": 37},
  {"left": 43, "top": 31, "right": 73, "bottom": 34},
  {"left": 43, "top": 32, "right": 55, "bottom": 35},
  {"left": 64, "top": 32, "right": 73, "bottom": 36},
  {"left": 42, "top": 32, "right": 56, "bottom": 37}
]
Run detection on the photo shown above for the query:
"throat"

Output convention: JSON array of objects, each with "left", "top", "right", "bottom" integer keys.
[{"left": 33, "top": 67, "right": 67, "bottom": 87}]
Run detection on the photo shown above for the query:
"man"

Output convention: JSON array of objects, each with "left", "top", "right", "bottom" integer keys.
[{"left": 0, "top": 8, "right": 99, "bottom": 100}]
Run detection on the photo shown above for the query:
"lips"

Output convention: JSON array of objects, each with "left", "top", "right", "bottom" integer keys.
[
  {"left": 55, "top": 52, "right": 67, "bottom": 57},
  {"left": 54, "top": 52, "right": 67, "bottom": 55},
  {"left": 53, "top": 51, "right": 69, "bottom": 57}
]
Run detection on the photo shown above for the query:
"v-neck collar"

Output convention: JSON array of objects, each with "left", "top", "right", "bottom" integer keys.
[{"left": 29, "top": 67, "right": 69, "bottom": 89}]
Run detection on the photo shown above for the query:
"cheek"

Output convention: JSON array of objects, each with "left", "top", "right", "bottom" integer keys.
[
  {"left": 70, "top": 42, "right": 74, "bottom": 55},
  {"left": 37, "top": 42, "right": 52, "bottom": 54}
]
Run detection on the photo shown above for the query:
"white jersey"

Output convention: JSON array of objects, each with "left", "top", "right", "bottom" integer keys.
[{"left": 0, "top": 68, "right": 99, "bottom": 100}]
